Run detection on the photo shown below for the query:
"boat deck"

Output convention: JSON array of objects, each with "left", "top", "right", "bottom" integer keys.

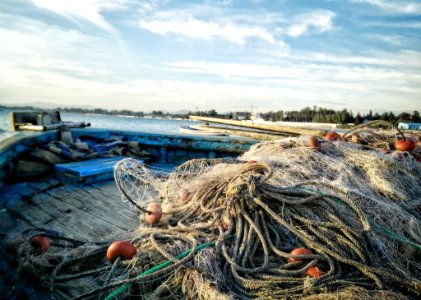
[{"left": 0, "top": 173, "right": 149, "bottom": 299}]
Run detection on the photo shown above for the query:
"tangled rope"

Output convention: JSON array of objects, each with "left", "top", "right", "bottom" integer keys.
[{"left": 16, "top": 134, "right": 421, "bottom": 299}]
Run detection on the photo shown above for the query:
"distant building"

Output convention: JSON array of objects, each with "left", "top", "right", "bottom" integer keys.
[
  {"left": 251, "top": 112, "right": 264, "bottom": 122},
  {"left": 398, "top": 122, "right": 421, "bottom": 131},
  {"left": 233, "top": 112, "right": 248, "bottom": 120}
]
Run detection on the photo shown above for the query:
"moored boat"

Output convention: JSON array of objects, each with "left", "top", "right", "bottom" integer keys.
[
  {"left": 179, "top": 125, "right": 228, "bottom": 136},
  {"left": 0, "top": 118, "right": 258, "bottom": 298},
  {"left": 1, "top": 115, "right": 420, "bottom": 299}
]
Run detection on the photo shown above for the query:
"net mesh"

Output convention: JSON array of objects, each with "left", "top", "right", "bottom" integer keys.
[{"left": 16, "top": 125, "right": 421, "bottom": 299}]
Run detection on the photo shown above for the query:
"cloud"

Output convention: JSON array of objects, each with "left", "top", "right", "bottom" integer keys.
[
  {"left": 1, "top": 1, "right": 419, "bottom": 114},
  {"left": 286, "top": 11, "right": 335, "bottom": 37},
  {"left": 165, "top": 61, "right": 303, "bottom": 79},
  {"left": 366, "top": 21, "right": 421, "bottom": 29},
  {"left": 3, "top": 65, "right": 417, "bottom": 113},
  {"left": 306, "top": 50, "right": 421, "bottom": 69},
  {"left": 0, "top": 68, "right": 327, "bottom": 112},
  {"left": 351, "top": 0, "right": 421, "bottom": 14},
  {"left": 217, "top": 0, "right": 234, "bottom": 6},
  {"left": 139, "top": 17, "right": 275, "bottom": 45},
  {"left": 138, "top": 0, "right": 169, "bottom": 14},
  {"left": 138, "top": 6, "right": 336, "bottom": 45},
  {"left": 164, "top": 56, "right": 420, "bottom": 85},
  {"left": 31, "top": 0, "right": 130, "bottom": 32},
  {"left": 0, "top": 13, "right": 137, "bottom": 90},
  {"left": 161, "top": 51, "right": 421, "bottom": 112}
]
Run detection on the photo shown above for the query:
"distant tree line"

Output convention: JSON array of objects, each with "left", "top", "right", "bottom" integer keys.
[
  {"left": 261, "top": 107, "right": 353, "bottom": 123},
  {"left": 1, "top": 105, "right": 419, "bottom": 125},
  {"left": 260, "top": 106, "right": 420, "bottom": 126},
  {"left": 0, "top": 105, "right": 182, "bottom": 119},
  {"left": 186, "top": 109, "right": 252, "bottom": 120}
]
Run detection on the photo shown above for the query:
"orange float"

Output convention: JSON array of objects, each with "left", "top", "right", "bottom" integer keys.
[
  {"left": 30, "top": 235, "right": 51, "bottom": 252},
  {"left": 308, "top": 136, "right": 321, "bottom": 151},
  {"left": 106, "top": 240, "right": 137, "bottom": 262},
  {"left": 288, "top": 247, "right": 313, "bottom": 263},
  {"left": 145, "top": 203, "right": 163, "bottom": 225}
]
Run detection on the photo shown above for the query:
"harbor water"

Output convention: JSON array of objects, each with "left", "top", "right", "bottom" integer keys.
[{"left": 0, "top": 109, "right": 198, "bottom": 142}]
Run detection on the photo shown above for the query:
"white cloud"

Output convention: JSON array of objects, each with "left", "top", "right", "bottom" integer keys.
[
  {"left": 165, "top": 61, "right": 303, "bottom": 79},
  {"left": 306, "top": 50, "right": 421, "bottom": 69},
  {"left": 159, "top": 52, "right": 421, "bottom": 112},
  {"left": 138, "top": 5, "right": 335, "bottom": 45},
  {"left": 140, "top": 17, "right": 275, "bottom": 45},
  {"left": 0, "top": 66, "right": 329, "bottom": 112},
  {"left": 0, "top": 14, "right": 137, "bottom": 92},
  {"left": 217, "top": 0, "right": 234, "bottom": 6},
  {"left": 2, "top": 63, "right": 418, "bottom": 113},
  {"left": 32, "top": 0, "right": 130, "bottom": 32},
  {"left": 287, "top": 11, "right": 335, "bottom": 37},
  {"left": 366, "top": 21, "right": 421, "bottom": 29},
  {"left": 138, "top": 0, "right": 168, "bottom": 14},
  {"left": 164, "top": 55, "right": 421, "bottom": 84},
  {"left": 352, "top": 0, "right": 421, "bottom": 14},
  {"left": 1, "top": 2, "right": 419, "bottom": 114}
]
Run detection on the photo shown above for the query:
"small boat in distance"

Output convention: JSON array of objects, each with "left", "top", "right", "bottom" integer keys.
[
  {"left": 10, "top": 111, "right": 90, "bottom": 131},
  {"left": 179, "top": 125, "right": 228, "bottom": 136},
  {"left": 398, "top": 122, "right": 421, "bottom": 131}
]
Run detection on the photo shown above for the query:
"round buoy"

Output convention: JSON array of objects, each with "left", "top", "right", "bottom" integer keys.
[
  {"left": 394, "top": 139, "right": 416, "bottom": 152},
  {"left": 145, "top": 203, "right": 163, "bottom": 225},
  {"left": 351, "top": 134, "right": 362, "bottom": 144},
  {"left": 106, "top": 240, "right": 137, "bottom": 262},
  {"left": 324, "top": 132, "right": 342, "bottom": 141},
  {"left": 308, "top": 136, "right": 321, "bottom": 151},
  {"left": 30, "top": 236, "right": 51, "bottom": 252},
  {"left": 288, "top": 247, "right": 313, "bottom": 263},
  {"left": 304, "top": 266, "right": 323, "bottom": 278}
]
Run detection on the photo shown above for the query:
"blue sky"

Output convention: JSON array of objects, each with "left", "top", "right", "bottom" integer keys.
[{"left": 0, "top": 0, "right": 420, "bottom": 113}]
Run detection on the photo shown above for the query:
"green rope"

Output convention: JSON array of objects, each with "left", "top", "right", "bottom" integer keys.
[
  {"left": 104, "top": 235, "right": 232, "bottom": 300},
  {"left": 368, "top": 220, "right": 421, "bottom": 251},
  {"left": 296, "top": 186, "right": 421, "bottom": 251}
]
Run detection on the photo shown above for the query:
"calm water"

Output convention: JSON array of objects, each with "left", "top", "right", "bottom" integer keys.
[{"left": 0, "top": 109, "right": 199, "bottom": 142}]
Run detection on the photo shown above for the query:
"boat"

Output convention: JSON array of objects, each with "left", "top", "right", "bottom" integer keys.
[
  {"left": 398, "top": 122, "right": 421, "bottom": 131},
  {"left": 2, "top": 114, "right": 420, "bottom": 299},
  {"left": 188, "top": 124, "right": 291, "bottom": 140},
  {"left": 189, "top": 115, "right": 325, "bottom": 136},
  {"left": 0, "top": 112, "right": 258, "bottom": 299},
  {"left": 179, "top": 125, "right": 228, "bottom": 136}
]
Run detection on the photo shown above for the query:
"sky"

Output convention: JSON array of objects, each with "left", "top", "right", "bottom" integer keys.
[{"left": 0, "top": 0, "right": 420, "bottom": 114}]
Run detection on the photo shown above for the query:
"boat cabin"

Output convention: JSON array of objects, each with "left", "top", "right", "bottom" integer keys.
[{"left": 398, "top": 122, "right": 421, "bottom": 131}]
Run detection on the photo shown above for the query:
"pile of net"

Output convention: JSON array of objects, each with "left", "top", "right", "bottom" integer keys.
[{"left": 18, "top": 128, "right": 421, "bottom": 299}]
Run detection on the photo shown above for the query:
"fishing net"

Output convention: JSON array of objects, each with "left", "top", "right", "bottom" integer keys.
[{"left": 16, "top": 127, "right": 421, "bottom": 299}]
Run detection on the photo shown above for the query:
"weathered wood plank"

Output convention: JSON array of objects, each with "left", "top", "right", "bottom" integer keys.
[
  {"left": 0, "top": 175, "right": 150, "bottom": 299},
  {"left": 64, "top": 181, "right": 138, "bottom": 222},
  {"left": 5, "top": 196, "right": 68, "bottom": 232},
  {"left": 4, "top": 187, "right": 114, "bottom": 241},
  {"left": 0, "top": 177, "right": 62, "bottom": 207},
  {"left": 32, "top": 192, "right": 123, "bottom": 240},
  {"left": 45, "top": 185, "right": 138, "bottom": 232},
  {"left": 26, "top": 177, "right": 63, "bottom": 193}
]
